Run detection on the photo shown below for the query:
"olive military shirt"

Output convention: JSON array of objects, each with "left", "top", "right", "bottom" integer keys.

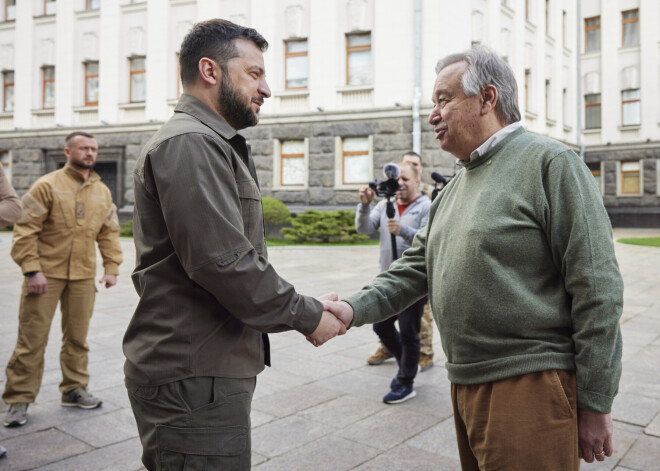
[{"left": 123, "top": 94, "right": 323, "bottom": 385}]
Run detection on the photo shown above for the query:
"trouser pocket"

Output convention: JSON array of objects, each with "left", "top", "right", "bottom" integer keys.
[{"left": 157, "top": 424, "right": 248, "bottom": 471}]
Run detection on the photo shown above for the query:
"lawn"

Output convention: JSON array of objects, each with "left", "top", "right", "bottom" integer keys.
[{"left": 617, "top": 237, "right": 660, "bottom": 248}]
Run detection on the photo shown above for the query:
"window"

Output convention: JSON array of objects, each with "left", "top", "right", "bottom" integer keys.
[
  {"left": 524, "top": 69, "right": 531, "bottom": 111},
  {"left": 84, "top": 62, "right": 99, "bottom": 106},
  {"left": 280, "top": 140, "right": 306, "bottom": 186},
  {"left": 86, "top": 0, "right": 100, "bottom": 10},
  {"left": 342, "top": 137, "right": 370, "bottom": 184},
  {"left": 525, "top": 0, "right": 530, "bottom": 21},
  {"left": 4, "top": 0, "right": 15, "bottom": 21},
  {"left": 42, "top": 66, "right": 55, "bottom": 109},
  {"left": 586, "top": 162, "right": 602, "bottom": 194},
  {"left": 3, "top": 71, "right": 13, "bottom": 112},
  {"left": 622, "top": 9, "right": 639, "bottom": 48},
  {"left": 621, "top": 89, "right": 640, "bottom": 126},
  {"left": 346, "top": 33, "right": 372, "bottom": 86},
  {"left": 284, "top": 39, "right": 308, "bottom": 89},
  {"left": 562, "top": 88, "right": 568, "bottom": 125},
  {"left": 585, "top": 16, "right": 600, "bottom": 52},
  {"left": 44, "top": 0, "right": 56, "bottom": 16},
  {"left": 562, "top": 10, "right": 567, "bottom": 47},
  {"left": 1, "top": 150, "right": 10, "bottom": 182},
  {"left": 545, "top": 0, "right": 550, "bottom": 33},
  {"left": 545, "top": 79, "right": 551, "bottom": 119},
  {"left": 585, "top": 93, "right": 601, "bottom": 129},
  {"left": 129, "top": 57, "right": 146, "bottom": 103},
  {"left": 620, "top": 161, "right": 641, "bottom": 195}
]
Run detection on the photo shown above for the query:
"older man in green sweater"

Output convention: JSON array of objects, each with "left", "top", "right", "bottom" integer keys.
[{"left": 325, "top": 45, "right": 622, "bottom": 470}]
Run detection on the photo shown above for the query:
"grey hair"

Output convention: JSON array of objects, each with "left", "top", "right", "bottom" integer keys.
[{"left": 435, "top": 45, "right": 521, "bottom": 125}]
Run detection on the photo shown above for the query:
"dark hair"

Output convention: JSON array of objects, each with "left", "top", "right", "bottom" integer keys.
[
  {"left": 65, "top": 132, "right": 95, "bottom": 145},
  {"left": 403, "top": 151, "right": 423, "bottom": 165},
  {"left": 179, "top": 19, "right": 268, "bottom": 87}
]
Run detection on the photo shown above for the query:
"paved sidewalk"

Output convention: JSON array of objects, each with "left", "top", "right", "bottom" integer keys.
[{"left": 0, "top": 229, "right": 659, "bottom": 470}]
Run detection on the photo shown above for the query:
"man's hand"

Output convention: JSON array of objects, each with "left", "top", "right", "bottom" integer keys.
[
  {"left": 27, "top": 272, "right": 48, "bottom": 295},
  {"left": 578, "top": 409, "right": 614, "bottom": 463},
  {"left": 386, "top": 219, "right": 401, "bottom": 236},
  {"left": 307, "top": 311, "right": 346, "bottom": 347},
  {"left": 99, "top": 274, "right": 117, "bottom": 289},
  {"left": 359, "top": 186, "right": 375, "bottom": 205},
  {"left": 323, "top": 300, "right": 354, "bottom": 330}
]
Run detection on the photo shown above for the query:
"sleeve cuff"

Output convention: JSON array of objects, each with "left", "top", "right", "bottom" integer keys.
[
  {"left": 103, "top": 263, "right": 120, "bottom": 276},
  {"left": 21, "top": 261, "right": 42, "bottom": 275},
  {"left": 577, "top": 388, "right": 615, "bottom": 414},
  {"left": 295, "top": 296, "right": 324, "bottom": 336}
]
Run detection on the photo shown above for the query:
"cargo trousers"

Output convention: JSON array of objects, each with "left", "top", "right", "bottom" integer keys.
[
  {"left": 126, "top": 376, "right": 256, "bottom": 471},
  {"left": 3, "top": 277, "right": 96, "bottom": 403}
]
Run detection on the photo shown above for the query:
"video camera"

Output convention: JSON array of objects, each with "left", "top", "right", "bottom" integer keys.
[{"left": 368, "top": 163, "right": 402, "bottom": 198}]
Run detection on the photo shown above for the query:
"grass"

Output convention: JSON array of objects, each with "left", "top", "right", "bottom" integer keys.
[
  {"left": 617, "top": 237, "right": 660, "bottom": 248},
  {"left": 267, "top": 238, "right": 379, "bottom": 247}
]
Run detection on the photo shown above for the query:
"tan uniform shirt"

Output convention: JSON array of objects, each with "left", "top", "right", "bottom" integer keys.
[
  {"left": 124, "top": 94, "right": 322, "bottom": 385},
  {"left": 11, "top": 166, "right": 122, "bottom": 279},
  {"left": 0, "top": 166, "right": 21, "bottom": 229}
]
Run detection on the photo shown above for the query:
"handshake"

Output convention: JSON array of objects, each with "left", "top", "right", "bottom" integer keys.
[{"left": 306, "top": 293, "right": 355, "bottom": 347}]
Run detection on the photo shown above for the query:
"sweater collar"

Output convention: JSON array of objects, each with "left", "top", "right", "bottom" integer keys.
[
  {"left": 63, "top": 165, "right": 100, "bottom": 184},
  {"left": 463, "top": 126, "right": 526, "bottom": 170}
]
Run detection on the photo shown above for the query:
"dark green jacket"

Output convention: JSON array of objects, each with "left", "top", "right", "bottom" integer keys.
[
  {"left": 124, "top": 94, "right": 322, "bottom": 385},
  {"left": 347, "top": 127, "right": 623, "bottom": 413}
]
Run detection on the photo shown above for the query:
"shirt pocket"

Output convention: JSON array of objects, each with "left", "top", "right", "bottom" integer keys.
[
  {"left": 236, "top": 179, "right": 263, "bottom": 248},
  {"left": 51, "top": 190, "right": 75, "bottom": 229}
]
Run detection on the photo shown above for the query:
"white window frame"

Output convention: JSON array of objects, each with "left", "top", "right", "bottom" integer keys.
[
  {"left": 616, "top": 160, "right": 643, "bottom": 197},
  {"left": 272, "top": 138, "right": 308, "bottom": 190},
  {"left": 586, "top": 161, "right": 604, "bottom": 196},
  {"left": 334, "top": 135, "right": 373, "bottom": 189}
]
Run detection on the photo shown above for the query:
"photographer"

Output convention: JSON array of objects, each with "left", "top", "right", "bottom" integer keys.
[{"left": 355, "top": 162, "right": 430, "bottom": 403}]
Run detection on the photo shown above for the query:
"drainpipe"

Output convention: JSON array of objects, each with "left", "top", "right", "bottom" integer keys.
[
  {"left": 412, "top": 0, "right": 422, "bottom": 154},
  {"left": 576, "top": 0, "right": 584, "bottom": 160}
]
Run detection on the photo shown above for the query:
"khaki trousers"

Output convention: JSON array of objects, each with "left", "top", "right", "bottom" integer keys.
[
  {"left": 420, "top": 300, "right": 434, "bottom": 357},
  {"left": 3, "top": 277, "right": 96, "bottom": 403},
  {"left": 127, "top": 376, "right": 256, "bottom": 471},
  {"left": 451, "top": 369, "right": 579, "bottom": 471}
]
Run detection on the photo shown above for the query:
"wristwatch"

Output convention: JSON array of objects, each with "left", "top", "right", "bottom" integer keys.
[{"left": 25, "top": 271, "right": 39, "bottom": 277}]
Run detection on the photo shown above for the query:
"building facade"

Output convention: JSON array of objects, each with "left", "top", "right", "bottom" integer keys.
[{"left": 0, "top": 0, "right": 658, "bottom": 225}]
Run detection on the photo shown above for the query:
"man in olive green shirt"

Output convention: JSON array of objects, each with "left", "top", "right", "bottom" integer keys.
[
  {"left": 124, "top": 20, "right": 343, "bottom": 471},
  {"left": 325, "top": 46, "right": 622, "bottom": 470}
]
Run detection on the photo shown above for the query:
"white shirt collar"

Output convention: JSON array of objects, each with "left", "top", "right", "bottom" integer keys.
[{"left": 457, "top": 121, "right": 522, "bottom": 165}]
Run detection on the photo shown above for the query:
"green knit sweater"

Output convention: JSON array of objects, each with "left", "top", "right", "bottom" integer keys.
[{"left": 347, "top": 127, "right": 623, "bottom": 413}]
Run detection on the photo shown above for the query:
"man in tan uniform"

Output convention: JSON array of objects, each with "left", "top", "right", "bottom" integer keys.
[
  {"left": 3, "top": 132, "right": 122, "bottom": 427},
  {"left": 367, "top": 151, "right": 435, "bottom": 372}
]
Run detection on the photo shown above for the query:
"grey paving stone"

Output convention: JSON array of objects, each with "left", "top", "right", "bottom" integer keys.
[
  {"left": 254, "top": 434, "right": 379, "bottom": 471},
  {"left": 252, "top": 368, "right": 309, "bottom": 401},
  {"left": 299, "top": 394, "right": 387, "bottom": 429},
  {"left": 32, "top": 437, "right": 145, "bottom": 471},
  {"left": 406, "top": 416, "right": 460, "bottom": 460},
  {"left": 251, "top": 409, "right": 276, "bottom": 428},
  {"left": 644, "top": 412, "right": 660, "bottom": 437},
  {"left": 57, "top": 408, "right": 139, "bottom": 448},
  {"left": 353, "top": 443, "right": 463, "bottom": 471},
  {"left": 338, "top": 406, "right": 440, "bottom": 451},
  {"left": 612, "top": 393, "right": 660, "bottom": 427},
  {"left": 0, "top": 428, "right": 92, "bottom": 471},
  {"left": 252, "top": 415, "right": 338, "bottom": 457},
  {"left": 313, "top": 369, "right": 400, "bottom": 401},
  {"left": 96, "top": 384, "right": 132, "bottom": 409},
  {"left": 252, "top": 450, "right": 269, "bottom": 467},
  {"left": 252, "top": 383, "right": 342, "bottom": 418},
  {"left": 618, "top": 346, "right": 660, "bottom": 398},
  {"left": 619, "top": 434, "right": 660, "bottom": 470}
]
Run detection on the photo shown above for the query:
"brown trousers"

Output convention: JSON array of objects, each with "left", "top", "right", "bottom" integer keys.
[
  {"left": 3, "top": 277, "right": 96, "bottom": 403},
  {"left": 127, "top": 376, "right": 256, "bottom": 471},
  {"left": 452, "top": 369, "right": 579, "bottom": 471}
]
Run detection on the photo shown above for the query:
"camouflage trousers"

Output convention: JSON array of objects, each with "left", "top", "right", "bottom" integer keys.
[{"left": 420, "top": 300, "right": 434, "bottom": 357}]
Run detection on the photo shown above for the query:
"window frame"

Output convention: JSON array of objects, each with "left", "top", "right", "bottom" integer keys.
[
  {"left": 584, "top": 93, "right": 601, "bottom": 129},
  {"left": 44, "top": 0, "right": 56, "bottom": 16},
  {"left": 584, "top": 16, "right": 601, "bottom": 53},
  {"left": 129, "top": 56, "right": 146, "bottom": 103},
  {"left": 4, "top": 0, "right": 15, "bottom": 21},
  {"left": 284, "top": 39, "right": 308, "bottom": 90},
  {"left": 621, "top": 88, "right": 640, "bottom": 127},
  {"left": 42, "top": 66, "right": 55, "bottom": 109},
  {"left": 86, "top": 0, "right": 100, "bottom": 10},
  {"left": 84, "top": 61, "right": 99, "bottom": 107},
  {"left": 586, "top": 161, "right": 604, "bottom": 195},
  {"left": 345, "top": 32, "right": 371, "bottom": 86},
  {"left": 619, "top": 160, "right": 642, "bottom": 196},
  {"left": 3, "top": 70, "right": 14, "bottom": 112},
  {"left": 279, "top": 139, "right": 307, "bottom": 187},
  {"left": 621, "top": 9, "right": 639, "bottom": 48},
  {"left": 341, "top": 136, "right": 370, "bottom": 186},
  {"left": 524, "top": 69, "right": 531, "bottom": 111}
]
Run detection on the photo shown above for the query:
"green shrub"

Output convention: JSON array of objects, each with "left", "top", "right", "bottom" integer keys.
[
  {"left": 262, "top": 196, "right": 291, "bottom": 226},
  {"left": 120, "top": 220, "right": 133, "bottom": 237},
  {"left": 281, "top": 209, "right": 368, "bottom": 244}
]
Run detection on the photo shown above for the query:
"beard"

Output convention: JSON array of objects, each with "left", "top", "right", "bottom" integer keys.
[
  {"left": 70, "top": 160, "right": 95, "bottom": 170},
  {"left": 217, "top": 73, "right": 259, "bottom": 130}
]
